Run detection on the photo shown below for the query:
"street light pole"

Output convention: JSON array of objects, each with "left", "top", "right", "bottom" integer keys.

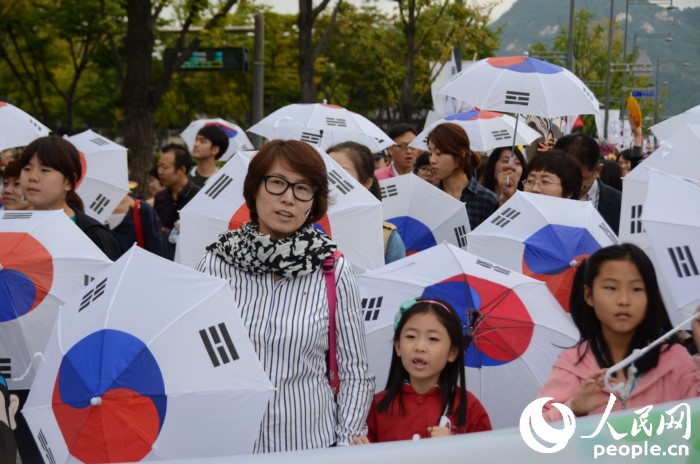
[
  {"left": 566, "top": 0, "right": 575, "bottom": 71},
  {"left": 603, "top": 0, "right": 615, "bottom": 139},
  {"left": 620, "top": 0, "right": 630, "bottom": 123}
]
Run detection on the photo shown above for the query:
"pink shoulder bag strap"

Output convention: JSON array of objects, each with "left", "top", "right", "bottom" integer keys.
[{"left": 322, "top": 252, "right": 340, "bottom": 398}]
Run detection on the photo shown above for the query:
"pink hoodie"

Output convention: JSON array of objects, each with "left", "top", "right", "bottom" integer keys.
[{"left": 537, "top": 342, "right": 700, "bottom": 422}]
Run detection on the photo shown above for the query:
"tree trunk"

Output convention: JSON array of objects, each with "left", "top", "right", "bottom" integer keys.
[
  {"left": 298, "top": 1, "right": 317, "bottom": 103},
  {"left": 122, "top": 0, "right": 158, "bottom": 198},
  {"left": 399, "top": 6, "right": 417, "bottom": 124}
]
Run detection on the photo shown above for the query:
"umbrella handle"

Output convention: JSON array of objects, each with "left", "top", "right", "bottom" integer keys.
[{"left": 603, "top": 312, "right": 698, "bottom": 393}]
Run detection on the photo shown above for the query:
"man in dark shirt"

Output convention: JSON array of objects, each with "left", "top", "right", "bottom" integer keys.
[{"left": 154, "top": 143, "right": 200, "bottom": 259}]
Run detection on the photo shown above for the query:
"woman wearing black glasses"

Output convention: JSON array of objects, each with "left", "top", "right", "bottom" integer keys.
[{"left": 196, "top": 140, "right": 374, "bottom": 453}]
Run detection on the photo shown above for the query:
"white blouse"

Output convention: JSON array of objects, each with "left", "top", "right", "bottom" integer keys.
[{"left": 196, "top": 252, "right": 374, "bottom": 453}]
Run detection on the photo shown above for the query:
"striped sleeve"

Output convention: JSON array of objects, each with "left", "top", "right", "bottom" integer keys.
[{"left": 333, "top": 257, "right": 375, "bottom": 444}]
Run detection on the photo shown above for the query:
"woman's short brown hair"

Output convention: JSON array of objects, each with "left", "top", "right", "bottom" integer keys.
[
  {"left": 243, "top": 140, "right": 329, "bottom": 226},
  {"left": 427, "top": 123, "right": 481, "bottom": 176}
]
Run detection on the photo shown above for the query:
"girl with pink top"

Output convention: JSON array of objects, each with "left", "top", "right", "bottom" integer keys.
[{"left": 538, "top": 244, "right": 700, "bottom": 421}]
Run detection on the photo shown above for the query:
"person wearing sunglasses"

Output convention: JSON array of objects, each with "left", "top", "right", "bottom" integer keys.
[{"left": 197, "top": 140, "right": 374, "bottom": 453}]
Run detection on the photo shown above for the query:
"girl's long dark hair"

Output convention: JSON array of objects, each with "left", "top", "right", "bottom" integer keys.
[
  {"left": 378, "top": 299, "right": 468, "bottom": 428},
  {"left": 569, "top": 243, "right": 676, "bottom": 374}
]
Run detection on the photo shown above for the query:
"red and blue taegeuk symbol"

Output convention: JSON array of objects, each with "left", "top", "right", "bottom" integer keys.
[
  {"left": 0, "top": 232, "right": 53, "bottom": 323},
  {"left": 229, "top": 203, "right": 333, "bottom": 237},
  {"left": 204, "top": 122, "right": 238, "bottom": 141},
  {"left": 420, "top": 274, "right": 533, "bottom": 367},
  {"left": 444, "top": 109, "right": 501, "bottom": 122},
  {"left": 522, "top": 224, "right": 601, "bottom": 312},
  {"left": 486, "top": 56, "right": 562, "bottom": 75},
  {"left": 52, "top": 329, "right": 166, "bottom": 463},
  {"left": 386, "top": 216, "right": 436, "bottom": 256}
]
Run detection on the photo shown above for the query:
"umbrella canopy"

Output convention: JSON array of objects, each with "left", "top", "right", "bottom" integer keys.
[
  {"left": 439, "top": 55, "right": 601, "bottom": 118},
  {"left": 650, "top": 104, "right": 700, "bottom": 141},
  {"left": 248, "top": 103, "right": 393, "bottom": 152},
  {"left": 467, "top": 192, "right": 618, "bottom": 312},
  {"left": 0, "top": 211, "right": 112, "bottom": 390},
  {"left": 378, "top": 173, "right": 470, "bottom": 254},
  {"left": 357, "top": 243, "right": 579, "bottom": 429},
  {"left": 180, "top": 118, "right": 254, "bottom": 162},
  {"left": 178, "top": 149, "right": 384, "bottom": 272},
  {"left": 22, "top": 247, "right": 274, "bottom": 463},
  {"left": 65, "top": 130, "right": 129, "bottom": 224},
  {"left": 620, "top": 124, "right": 700, "bottom": 251},
  {"left": 0, "top": 101, "right": 51, "bottom": 151},
  {"left": 642, "top": 169, "right": 700, "bottom": 325},
  {"left": 410, "top": 109, "right": 541, "bottom": 152}
]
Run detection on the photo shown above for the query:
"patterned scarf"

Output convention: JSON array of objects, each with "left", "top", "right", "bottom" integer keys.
[{"left": 206, "top": 222, "right": 337, "bottom": 278}]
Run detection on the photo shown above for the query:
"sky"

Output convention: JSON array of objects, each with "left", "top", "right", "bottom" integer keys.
[{"left": 257, "top": 0, "right": 700, "bottom": 23}]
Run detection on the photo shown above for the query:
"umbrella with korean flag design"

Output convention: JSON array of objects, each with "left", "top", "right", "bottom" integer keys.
[
  {"left": 22, "top": 246, "right": 274, "bottom": 463},
  {"left": 410, "top": 109, "right": 541, "bottom": 152},
  {"left": 357, "top": 243, "right": 579, "bottom": 429},
  {"left": 0, "top": 210, "right": 112, "bottom": 390},
  {"left": 247, "top": 103, "right": 393, "bottom": 153},
  {"left": 0, "top": 101, "right": 51, "bottom": 151},
  {"left": 378, "top": 173, "right": 470, "bottom": 254},
  {"left": 467, "top": 191, "right": 618, "bottom": 313},
  {"left": 177, "top": 148, "right": 384, "bottom": 272},
  {"left": 641, "top": 169, "right": 700, "bottom": 326},
  {"left": 180, "top": 118, "right": 254, "bottom": 162},
  {"left": 65, "top": 129, "right": 129, "bottom": 224},
  {"left": 439, "top": 55, "right": 600, "bottom": 118}
]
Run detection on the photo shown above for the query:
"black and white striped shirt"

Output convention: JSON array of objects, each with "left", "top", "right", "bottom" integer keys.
[{"left": 196, "top": 252, "right": 375, "bottom": 453}]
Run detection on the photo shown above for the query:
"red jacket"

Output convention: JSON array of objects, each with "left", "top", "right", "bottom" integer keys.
[{"left": 366, "top": 384, "right": 492, "bottom": 442}]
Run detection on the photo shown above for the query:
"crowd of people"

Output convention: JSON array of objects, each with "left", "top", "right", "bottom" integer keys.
[{"left": 1, "top": 111, "right": 700, "bottom": 464}]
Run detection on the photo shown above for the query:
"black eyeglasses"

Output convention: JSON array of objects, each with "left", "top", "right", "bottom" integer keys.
[{"left": 262, "top": 175, "right": 317, "bottom": 201}]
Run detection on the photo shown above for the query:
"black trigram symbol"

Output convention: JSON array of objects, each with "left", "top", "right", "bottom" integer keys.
[
  {"left": 300, "top": 131, "right": 322, "bottom": 145},
  {"left": 491, "top": 129, "right": 511, "bottom": 141},
  {"left": 90, "top": 136, "right": 109, "bottom": 146},
  {"left": 380, "top": 184, "right": 398, "bottom": 199},
  {"left": 79, "top": 278, "right": 107, "bottom": 312},
  {"left": 505, "top": 90, "right": 530, "bottom": 106},
  {"left": 0, "top": 358, "right": 10, "bottom": 379},
  {"left": 630, "top": 204, "right": 644, "bottom": 235},
  {"left": 374, "top": 137, "right": 386, "bottom": 144},
  {"left": 476, "top": 258, "right": 511, "bottom": 275},
  {"left": 491, "top": 207, "right": 520, "bottom": 228},
  {"left": 325, "top": 117, "right": 347, "bottom": 127},
  {"left": 598, "top": 223, "right": 618, "bottom": 245},
  {"left": 37, "top": 430, "right": 57, "bottom": 464},
  {"left": 200, "top": 323, "right": 240, "bottom": 367},
  {"left": 204, "top": 174, "right": 233, "bottom": 200},
  {"left": 361, "top": 297, "right": 383, "bottom": 322},
  {"left": 90, "top": 194, "right": 110, "bottom": 215},
  {"left": 454, "top": 225, "right": 468, "bottom": 248},
  {"left": 668, "top": 246, "right": 699, "bottom": 278},
  {"left": 2, "top": 211, "right": 32, "bottom": 219},
  {"left": 83, "top": 275, "right": 95, "bottom": 286},
  {"left": 328, "top": 170, "right": 354, "bottom": 194}
]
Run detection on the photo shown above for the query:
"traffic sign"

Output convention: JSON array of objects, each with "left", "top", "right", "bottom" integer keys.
[
  {"left": 631, "top": 89, "right": 656, "bottom": 99},
  {"left": 164, "top": 47, "right": 249, "bottom": 72}
]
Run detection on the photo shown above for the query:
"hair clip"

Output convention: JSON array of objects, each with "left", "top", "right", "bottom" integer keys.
[{"left": 394, "top": 297, "right": 419, "bottom": 331}]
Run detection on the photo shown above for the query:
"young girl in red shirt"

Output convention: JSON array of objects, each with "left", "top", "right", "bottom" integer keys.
[{"left": 352, "top": 298, "right": 492, "bottom": 443}]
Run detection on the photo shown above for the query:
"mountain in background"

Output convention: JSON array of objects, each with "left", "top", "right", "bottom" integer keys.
[{"left": 491, "top": 0, "right": 700, "bottom": 119}]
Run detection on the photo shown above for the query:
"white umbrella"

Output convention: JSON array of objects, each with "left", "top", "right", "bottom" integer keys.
[
  {"left": 467, "top": 191, "right": 617, "bottom": 312},
  {"left": 0, "top": 101, "right": 51, "bottom": 150},
  {"left": 650, "top": 104, "right": 700, "bottom": 141},
  {"left": 642, "top": 169, "right": 700, "bottom": 325},
  {"left": 178, "top": 149, "right": 384, "bottom": 272},
  {"left": 180, "top": 118, "right": 254, "bottom": 162},
  {"left": 22, "top": 246, "right": 274, "bottom": 463},
  {"left": 0, "top": 211, "right": 112, "bottom": 390},
  {"left": 378, "top": 173, "right": 470, "bottom": 253},
  {"left": 439, "top": 55, "right": 601, "bottom": 118},
  {"left": 410, "top": 109, "right": 541, "bottom": 152},
  {"left": 357, "top": 243, "right": 579, "bottom": 429},
  {"left": 65, "top": 129, "right": 129, "bottom": 224},
  {"left": 248, "top": 103, "right": 393, "bottom": 152}
]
